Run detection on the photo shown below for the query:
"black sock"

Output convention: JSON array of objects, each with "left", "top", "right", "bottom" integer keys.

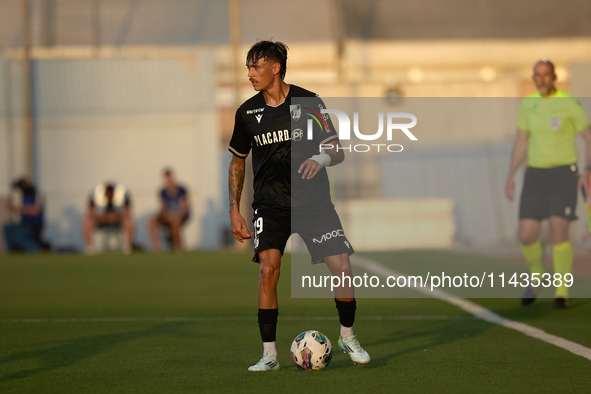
[
  {"left": 258, "top": 309, "right": 279, "bottom": 342},
  {"left": 335, "top": 299, "right": 356, "bottom": 327}
]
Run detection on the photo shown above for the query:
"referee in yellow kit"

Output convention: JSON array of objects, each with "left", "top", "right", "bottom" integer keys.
[{"left": 505, "top": 59, "right": 591, "bottom": 308}]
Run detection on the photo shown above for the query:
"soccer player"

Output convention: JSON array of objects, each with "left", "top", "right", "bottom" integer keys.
[
  {"left": 228, "top": 40, "right": 370, "bottom": 371},
  {"left": 505, "top": 59, "right": 591, "bottom": 309},
  {"left": 147, "top": 168, "right": 190, "bottom": 252}
]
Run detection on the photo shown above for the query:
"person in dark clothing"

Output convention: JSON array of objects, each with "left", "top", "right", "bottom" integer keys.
[{"left": 3, "top": 178, "right": 49, "bottom": 252}]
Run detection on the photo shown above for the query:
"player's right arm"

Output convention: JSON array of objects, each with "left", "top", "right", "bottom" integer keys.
[
  {"left": 505, "top": 129, "right": 529, "bottom": 201},
  {"left": 229, "top": 155, "right": 254, "bottom": 242}
]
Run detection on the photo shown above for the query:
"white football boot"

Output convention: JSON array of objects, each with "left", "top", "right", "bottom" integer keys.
[
  {"left": 338, "top": 335, "right": 370, "bottom": 365},
  {"left": 247, "top": 351, "right": 280, "bottom": 371}
]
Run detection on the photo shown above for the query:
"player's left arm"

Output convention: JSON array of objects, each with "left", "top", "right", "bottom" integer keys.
[
  {"left": 298, "top": 94, "right": 343, "bottom": 180},
  {"left": 298, "top": 137, "right": 344, "bottom": 180},
  {"left": 578, "top": 127, "right": 591, "bottom": 192}
]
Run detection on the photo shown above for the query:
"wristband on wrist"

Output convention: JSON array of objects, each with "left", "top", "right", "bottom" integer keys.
[{"left": 310, "top": 153, "right": 331, "bottom": 167}]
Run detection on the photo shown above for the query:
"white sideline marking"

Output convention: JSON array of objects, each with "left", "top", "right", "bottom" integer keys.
[
  {"left": 351, "top": 255, "right": 591, "bottom": 362},
  {"left": 0, "top": 315, "right": 473, "bottom": 324}
]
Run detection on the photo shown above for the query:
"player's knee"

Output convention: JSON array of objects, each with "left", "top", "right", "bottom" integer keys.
[
  {"left": 551, "top": 233, "right": 569, "bottom": 244},
  {"left": 519, "top": 229, "right": 537, "bottom": 245},
  {"left": 259, "top": 263, "right": 280, "bottom": 284},
  {"left": 549, "top": 221, "right": 569, "bottom": 244},
  {"left": 520, "top": 235, "right": 537, "bottom": 245},
  {"left": 335, "top": 262, "right": 351, "bottom": 276},
  {"left": 327, "top": 254, "right": 352, "bottom": 275}
]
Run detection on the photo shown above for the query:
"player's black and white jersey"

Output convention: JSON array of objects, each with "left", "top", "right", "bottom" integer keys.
[{"left": 229, "top": 84, "right": 339, "bottom": 212}]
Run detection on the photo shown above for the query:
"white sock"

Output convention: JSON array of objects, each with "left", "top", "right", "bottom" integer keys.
[
  {"left": 340, "top": 325, "right": 354, "bottom": 338},
  {"left": 263, "top": 342, "right": 277, "bottom": 357}
]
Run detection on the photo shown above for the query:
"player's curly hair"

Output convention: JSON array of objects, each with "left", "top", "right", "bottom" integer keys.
[{"left": 246, "top": 40, "right": 289, "bottom": 80}]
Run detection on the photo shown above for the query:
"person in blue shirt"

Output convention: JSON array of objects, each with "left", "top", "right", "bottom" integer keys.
[
  {"left": 4, "top": 178, "right": 49, "bottom": 252},
  {"left": 147, "top": 169, "right": 190, "bottom": 251}
]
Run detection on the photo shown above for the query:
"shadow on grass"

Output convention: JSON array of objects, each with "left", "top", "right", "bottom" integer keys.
[
  {"left": 363, "top": 306, "right": 502, "bottom": 368},
  {"left": 282, "top": 297, "right": 591, "bottom": 372},
  {"left": 471, "top": 297, "right": 591, "bottom": 323},
  {"left": 361, "top": 318, "right": 492, "bottom": 369},
  {"left": 361, "top": 297, "right": 591, "bottom": 369},
  {"left": 0, "top": 322, "right": 196, "bottom": 383},
  {"left": 279, "top": 318, "right": 492, "bottom": 371},
  {"left": 278, "top": 354, "right": 363, "bottom": 372}
]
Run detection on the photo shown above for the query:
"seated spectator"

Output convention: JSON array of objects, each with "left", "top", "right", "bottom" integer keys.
[
  {"left": 3, "top": 178, "right": 49, "bottom": 252},
  {"left": 82, "top": 182, "right": 134, "bottom": 254},
  {"left": 148, "top": 169, "right": 190, "bottom": 251}
]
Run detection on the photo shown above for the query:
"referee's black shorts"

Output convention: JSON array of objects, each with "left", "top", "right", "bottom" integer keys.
[
  {"left": 519, "top": 164, "right": 578, "bottom": 221},
  {"left": 251, "top": 206, "right": 354, "bottom": 264}
]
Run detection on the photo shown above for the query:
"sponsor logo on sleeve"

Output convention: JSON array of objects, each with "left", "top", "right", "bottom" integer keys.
[{"left": 318, "top": 103, "right": 329, "bottom": 121}]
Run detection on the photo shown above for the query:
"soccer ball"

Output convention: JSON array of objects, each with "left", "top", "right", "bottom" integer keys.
[{"left": 290, "top": 330, "right": 333, "bottom": 371}]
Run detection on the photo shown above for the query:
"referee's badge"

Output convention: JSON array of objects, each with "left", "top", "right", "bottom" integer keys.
[
  {"left": 565, "top": 206, "right": 572, "bottom": 216},
  {"left": 549, "top": 117, "right": 562, "bottom": 131},
  {"left": 290, "top": 104, "right": 301, "bottom": 121}
]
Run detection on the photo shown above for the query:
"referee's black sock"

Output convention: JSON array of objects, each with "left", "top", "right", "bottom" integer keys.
[
  {"left": 335, "top": 299, "right": 356, "bottom": 328},
  {"left": 258, "top": 308, "right": 279, "bottom": 343}
]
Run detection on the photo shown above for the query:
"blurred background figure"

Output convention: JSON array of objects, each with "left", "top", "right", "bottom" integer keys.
[
  {"left": 148, "top": 169, "right": 190, "bottom": 252},
  {"left": 83, "top": 183, "right": 134, "bottom": 255},
  {"left": 3, "top": 178, "right": 49, "bottom": 253}
]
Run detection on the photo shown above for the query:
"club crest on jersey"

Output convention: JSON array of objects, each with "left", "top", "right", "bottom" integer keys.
[
  {"left": 550, "top": 117, "right": 562, "bottom": 131},
  {"left": 255, "top": 114, "right": 263, "bottom": 123},
  {"left": 290, "top": 104, "right": 301, "bottom": 121}
]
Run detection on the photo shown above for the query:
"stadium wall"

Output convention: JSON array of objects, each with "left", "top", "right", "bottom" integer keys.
[{"left": 2, "top": 48, "right": 222, "bottom": 251}]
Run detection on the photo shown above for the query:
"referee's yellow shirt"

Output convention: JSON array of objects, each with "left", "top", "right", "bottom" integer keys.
[{"left": 518, "top": 89, "right": 590, "bottom": 168}]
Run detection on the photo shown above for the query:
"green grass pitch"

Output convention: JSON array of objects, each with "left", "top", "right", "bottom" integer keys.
[{"left": 1, "top": 251, "right": 591, "bottom": 393}]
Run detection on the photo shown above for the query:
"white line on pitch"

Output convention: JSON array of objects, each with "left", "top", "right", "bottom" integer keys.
[
  {"left": 0, "top": 315, "right": 474, "bottom": 324},
  {"left": 351, "top": 255, "right": 591, "bottom": 362}
]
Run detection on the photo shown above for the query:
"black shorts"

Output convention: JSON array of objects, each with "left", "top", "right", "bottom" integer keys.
[
  {"left": 519, "top": 164, "right": 578, "bottom": 221},
  {"left": 251, "top": 206, "right": 354, "bottom": 264}
]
